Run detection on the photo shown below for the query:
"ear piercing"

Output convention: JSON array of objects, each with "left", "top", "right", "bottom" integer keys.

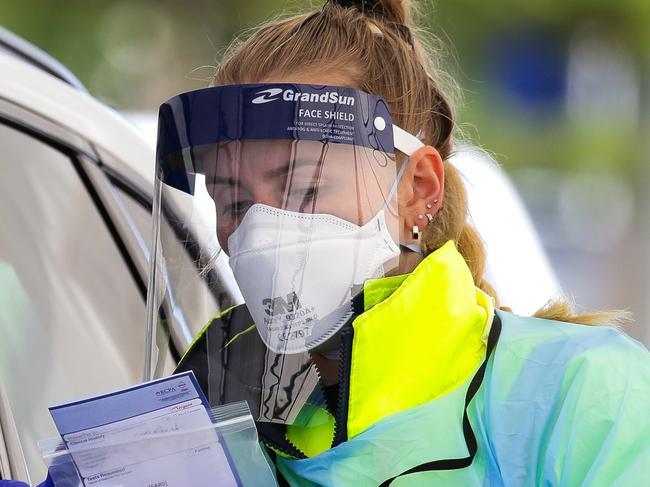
[
  {"left": 426, "top": 199, "right": 439, "bottom": 210},
  {"left": 414, "top": 201, "right": 439, "bottom": 239},
  {"left": 423, "top": 200, "right": 438, "bottom": 224}
]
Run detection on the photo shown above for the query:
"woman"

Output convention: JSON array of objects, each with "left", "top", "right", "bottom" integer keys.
[
  {"left": 160, "top": 0, "right": 650, "bottom": 485},
  {"left": 6, "top": 0, "right": 648, "bottom": 485}
]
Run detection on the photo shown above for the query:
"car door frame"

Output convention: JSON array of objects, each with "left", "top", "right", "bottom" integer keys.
[{"left": 0, "top": 98, "right": 157, "bottom": 482}]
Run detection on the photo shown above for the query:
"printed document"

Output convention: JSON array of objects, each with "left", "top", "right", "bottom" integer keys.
[{"left": 49, "top": 372, "right": 241, "bottom": 487}]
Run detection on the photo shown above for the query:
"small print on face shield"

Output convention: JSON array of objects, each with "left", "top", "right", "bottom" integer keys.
[{"left": 151, "top": 83, "right": 406, "bottom": 424}]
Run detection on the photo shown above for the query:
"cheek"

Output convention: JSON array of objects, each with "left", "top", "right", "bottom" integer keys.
[
  {"left": 317, "top": 197, "right": 361, "bottom": 224},
  {"left": 316, "top": 179, "right": 392, "bottom": 225},
  {"left": 217, "top": 221, "right": 237, "bottom": 255}
]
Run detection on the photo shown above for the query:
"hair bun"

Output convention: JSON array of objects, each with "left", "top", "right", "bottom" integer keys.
[{"left": 329, "top": 0, "right": 412, "bottom": 26}]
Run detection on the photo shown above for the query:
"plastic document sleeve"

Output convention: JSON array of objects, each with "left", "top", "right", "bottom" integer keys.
[{"left": 39, "top": 399, "right": 277, "bottom": 487}]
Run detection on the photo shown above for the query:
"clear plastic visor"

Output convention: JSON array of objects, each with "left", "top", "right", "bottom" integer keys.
[{"left": 147, "top": 83, "right": 421, "bottom": 426}]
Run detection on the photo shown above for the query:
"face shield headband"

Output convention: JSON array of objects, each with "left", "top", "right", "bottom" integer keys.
[{"left": 156, "top": 83, "right": 424, "bottom": 195}]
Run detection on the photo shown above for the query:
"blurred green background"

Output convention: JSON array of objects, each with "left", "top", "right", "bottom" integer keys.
[{"left": 2, "top": 0, "right": 650, "bottom": 339}]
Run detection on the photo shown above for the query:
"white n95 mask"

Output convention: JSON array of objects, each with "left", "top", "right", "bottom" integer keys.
[{"left": 227, "top": 204, "right": 400, "bottom": 354}]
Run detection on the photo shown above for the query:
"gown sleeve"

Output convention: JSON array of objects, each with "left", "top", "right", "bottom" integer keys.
[{"left": 540, "top": 330, "right": 650, "bottom": 486}]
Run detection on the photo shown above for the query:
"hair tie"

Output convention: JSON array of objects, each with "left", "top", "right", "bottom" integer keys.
[
  {"left": 327, "top": 0, "right": 414, "bottom": 46},
  {"left": 329, "top": 0, "right": 379, "bottom": 14}
]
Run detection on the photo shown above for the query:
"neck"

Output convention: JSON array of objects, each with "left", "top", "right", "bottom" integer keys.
[{"left": 397, "top": 247, "right": 423, "bottom": 274}]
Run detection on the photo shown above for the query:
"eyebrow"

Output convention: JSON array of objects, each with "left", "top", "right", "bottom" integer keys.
[
  {"left": 264, "top": 158, "right": 320, "bottom": 178},
  {"left": 208, "top": 158, "right": 321, "bottom": 186}
]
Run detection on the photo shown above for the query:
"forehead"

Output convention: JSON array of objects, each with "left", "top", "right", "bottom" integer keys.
[
  {"left": 201, "top": 140, "right": 396, "bottom": 198},
  {"left": 215, "top": 139, "right": 309, "bottom": 164},
  {"left": 207, "top": 140, "right": 352, "bottom": 175}
]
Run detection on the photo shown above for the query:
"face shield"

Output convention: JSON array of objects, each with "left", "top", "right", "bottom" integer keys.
[{"left": 147, "top": 83, "right": 423, "bottom": 426}]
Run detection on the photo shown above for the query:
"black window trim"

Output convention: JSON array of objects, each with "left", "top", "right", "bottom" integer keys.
[
  {"left": 0, "top": 113, "right": 149, "bottom": 301},
  {"left": 101, "top": 163, "right": 239, "bottom": 317},
  {"left": 0, "top": 101, "right": 239, "bottom": 360},
  {"left": 0, "top": 98, "right": 226, "bottom": 308},
  {"left": 0, "top": 109, "right": 233, "bottom": 362},
  {"left": 0, "top": 110, "right": 189, "bottom": 368}
]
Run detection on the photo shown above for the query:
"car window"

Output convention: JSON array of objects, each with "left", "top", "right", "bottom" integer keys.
[
  {"left": 114, "top": 184, "right": 238, "bottom": 356},
  {"left": 0, "top": 122, "right": 145, "bottom": 481},
  {"left": 89, "top": 149, "right": 243, "bottom": 363}
]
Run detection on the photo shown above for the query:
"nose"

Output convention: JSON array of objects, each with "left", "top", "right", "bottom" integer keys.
[{"left": 216, "top": 184, "right": 284, "bottom": 254}]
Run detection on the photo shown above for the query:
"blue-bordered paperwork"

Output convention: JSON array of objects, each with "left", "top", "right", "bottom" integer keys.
[{"left": 43, "top": 372, "right": 243, "bottom": 487}]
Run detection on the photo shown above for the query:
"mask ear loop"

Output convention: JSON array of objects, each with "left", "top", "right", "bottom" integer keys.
[
  {"left": 384, "top": 124, "right": 425, "bottom": 254},
  {"left": 383, "top": 124, "right": 425, "bottom": 204}
]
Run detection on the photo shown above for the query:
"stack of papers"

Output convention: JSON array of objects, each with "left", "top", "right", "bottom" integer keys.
[{"left": 48, "top": 372, "right": 241, "bottom": 487}]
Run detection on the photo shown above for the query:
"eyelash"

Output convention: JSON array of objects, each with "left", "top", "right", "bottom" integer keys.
[
  {"left": 223, "top": 200, "right": 253, "bottom": 216},
  {"left": 221, "top": 185, "right": 319, "bottom": 216},
  {"left": 297, "top": 186, "right": 318, "bottom": 199}
]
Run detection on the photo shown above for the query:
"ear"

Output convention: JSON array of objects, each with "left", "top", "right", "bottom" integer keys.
[{"left": 397, "top": 145, "right": 444, "bottom": 243}]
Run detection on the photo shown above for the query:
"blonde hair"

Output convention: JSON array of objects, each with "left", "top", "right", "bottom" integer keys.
[{"left": 213, "top": 0, "right": 628, "bottom": 327}]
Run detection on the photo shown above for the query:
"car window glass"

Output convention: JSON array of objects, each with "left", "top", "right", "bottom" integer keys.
[
  {"left": 0, "top": 123, "right": 145, "bottom": 481},
  {"left": 111, "top": 184, "right": 241, "bottom": 352}
]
